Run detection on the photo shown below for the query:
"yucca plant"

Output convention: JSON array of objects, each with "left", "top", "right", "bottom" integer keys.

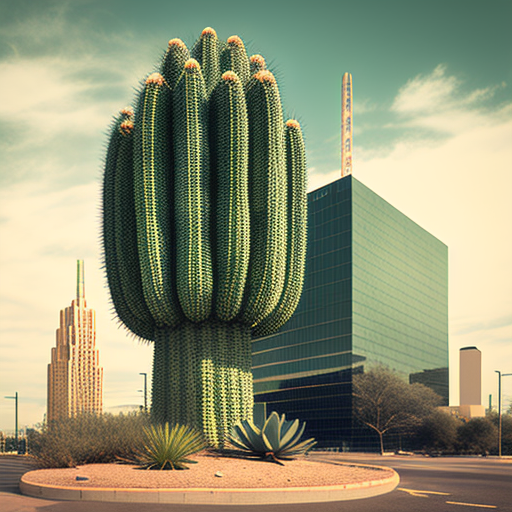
[
  {"left": 136, "top": 423, "right": 205, "bottom": 470},
  {"left": 229, "top": 411, "right": 317, "bottom": 465},
  {"left": 102, "top": 27, "right": 307, "bottom": 448}
]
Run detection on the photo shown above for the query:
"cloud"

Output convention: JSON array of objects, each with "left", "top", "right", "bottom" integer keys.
[
  {"left": 0, "top": 5, "right": 156, "bottom": 189},
  {"left": 0, "top": 58, "right": 119, "bottom": 136},
  {"left": 453, "top": 315, "right": 512, "bottom": 337},
  {"left": 354, "top": 99, "right": 377, "bottom": 115},
  {"left": 389, "top": 64, "right": 509, "bottom": 136},
  {"left": 309, "top": 65, "right": 512, "bottom": 406},
  {"left": 390, "top": 64, "right": 504, "bottom": 115},
  {"left": 391, "top": 64, "right": 460, "bottom": 114},
  {"left": 324, "top": 65, "right": 506, "bottom": 164}
]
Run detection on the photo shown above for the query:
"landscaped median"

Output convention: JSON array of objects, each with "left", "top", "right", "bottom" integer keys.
[{"left": 20, "top": 452, "right": 399, "bottom": 505}]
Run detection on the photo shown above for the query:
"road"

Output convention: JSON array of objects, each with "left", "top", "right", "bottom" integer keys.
[
  {"left": 308, "top": 453, "right": 512, "bottom": 512},
  {"left": 1, "top": 453, "right": 511, "bottom": 512}
]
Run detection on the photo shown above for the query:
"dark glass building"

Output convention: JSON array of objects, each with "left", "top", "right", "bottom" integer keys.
[{"left": 251, "top": 175, "right": 448, "bottom": 449}]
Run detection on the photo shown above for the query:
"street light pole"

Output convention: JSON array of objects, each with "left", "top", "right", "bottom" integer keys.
[
  {"left": 139, "top": 373, "right": 147, "bottom": 413},
  {"left": 495, "top": 371, "right": 512, "bottom": 458},
  {"left": 4, "top": 392, "right": 18, "bottom": 451}
]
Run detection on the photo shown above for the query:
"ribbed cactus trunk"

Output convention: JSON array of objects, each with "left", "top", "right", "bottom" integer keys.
[
  {"left": 102, "top": 28, "right": 307, "bottom": 448},
  {"left": 152, "top": 323, "right": 252, "bottom": 447}
]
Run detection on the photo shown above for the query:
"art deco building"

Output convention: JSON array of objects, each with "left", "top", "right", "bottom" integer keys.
[{"left": 47, "top": 260, "right": 103, "bottom": 422}]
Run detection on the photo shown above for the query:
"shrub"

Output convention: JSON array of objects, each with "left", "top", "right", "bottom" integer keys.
[
  {"left": 416, "top": 410, "right": 461, "bottom": 454},
  {"left": 30, "top": 412, "right": 149, "bottom": 468},
  {"left": 0, "top": 434, "right": 21, "bottom": 453},
  {"left": 488, "top": 411, "right": 512, "bottom": 455},
  {"left": 456, "top": 417, "right": 497, "bottom": 455}
]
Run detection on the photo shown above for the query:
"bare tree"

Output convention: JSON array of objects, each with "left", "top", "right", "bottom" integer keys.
[{"left": 353, "top": 365, "right": 441, "bottom": 454}]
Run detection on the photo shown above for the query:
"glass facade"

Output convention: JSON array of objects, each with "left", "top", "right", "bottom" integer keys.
[{"left": 251, "top": 175, "right": 448, "bottom": 448}]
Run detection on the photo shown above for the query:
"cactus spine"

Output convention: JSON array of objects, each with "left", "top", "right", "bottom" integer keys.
[{"left": 102, "top": 28, "right": 307, "bottom": 447}]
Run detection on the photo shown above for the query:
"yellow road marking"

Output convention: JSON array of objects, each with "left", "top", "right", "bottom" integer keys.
[
  {"left": 398, "top": 488, "right": 450, "bottom": 497},
  {"left": 446, "top": 502, "right": 496, "bottom": 509}
]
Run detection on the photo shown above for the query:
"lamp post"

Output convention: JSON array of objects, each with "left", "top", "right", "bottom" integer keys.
[
  {"left": 495, "top": 371, "right": 512, "bottom": 457},
  {"left": 4, "top": 392, "right": 18, "bottom": 451},
  {"left": 139, "top": 373, "right": 147, "bottom": 413}
]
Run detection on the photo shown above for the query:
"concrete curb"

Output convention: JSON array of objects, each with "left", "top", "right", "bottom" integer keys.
[{"left": 20, "top": 467, "right": 399, "bottom": 505}]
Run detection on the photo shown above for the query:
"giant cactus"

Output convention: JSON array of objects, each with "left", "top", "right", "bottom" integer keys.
[{"left": 102, "top": 28, "right": 307, "bottom": 447}]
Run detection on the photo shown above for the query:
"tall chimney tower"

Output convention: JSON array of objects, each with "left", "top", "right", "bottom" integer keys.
[
  {"left": 341, "top": 72, "right": 353, "bottom": 177},
  {"left": 459, "top": 346, "right": 485, "bottom": 418}
]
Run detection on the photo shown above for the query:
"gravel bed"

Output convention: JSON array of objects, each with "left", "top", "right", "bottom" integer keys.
[{"left": 23, "top": 452, "right": 393, "bottom": 489}]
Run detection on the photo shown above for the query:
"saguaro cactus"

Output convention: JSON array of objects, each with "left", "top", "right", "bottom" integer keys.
[{"left": 102, "top": 28, "right": 307, "bottom": 447}]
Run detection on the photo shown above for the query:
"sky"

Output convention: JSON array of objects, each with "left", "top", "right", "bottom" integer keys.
[{"left": 0, "top": 0, "right": 511, "bottom": 432}]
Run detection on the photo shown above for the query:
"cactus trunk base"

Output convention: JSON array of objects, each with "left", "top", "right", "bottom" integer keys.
[{"left": 151, "top": 321, "right": 253, "bottom": 448}]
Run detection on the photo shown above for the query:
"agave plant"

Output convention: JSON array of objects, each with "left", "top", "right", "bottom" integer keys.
[
  {"left": 136, "top": 423, "right": 205, "bottom": 470},
  {"left": 229, "top": 411, "right": 316, "bottom": 465},
  {"left": 102, "top": 27, "right": 307, "bottom": 447}
]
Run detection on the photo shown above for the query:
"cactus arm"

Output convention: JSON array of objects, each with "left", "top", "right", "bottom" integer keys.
[
  {"left": 242, "top": 70, "right": 287, "bottom": 327},
  {"left": 113, "top": 118, "right": 156, "bottom": 326},
  {"left": 191, "top": 27, "right": 221, "bottom": 96},
  {"left": 134, "top": 73, "right": 182, "bottom": 327},
  {"left": 102, "top": 110, "right": 155, "bottom": 341},
  {"left": 252, "top": 120, "right": 307, "bottom": 336},
  {"left": 103, "top": 112, "right": 128, "bottom": 321},
  {"left": 220, "top": 36, "right": 250, "bottom": 86},
  {"left": 173, "top": 60, "right": 213, "bottom": 322},
  {"left": 161, "top": 38, "right": 190, "bottom": 90},
  {"left": 210, "top": 71, "right": 250, "bottom": 321},
  {"left": 249, "top": 54, "right": 267, "bottom": 76}
]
